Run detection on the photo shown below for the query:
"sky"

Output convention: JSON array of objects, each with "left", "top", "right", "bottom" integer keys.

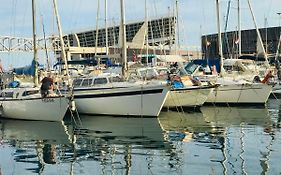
[{"left": 0, "top": 0, "right": 280, "bottom": 69}]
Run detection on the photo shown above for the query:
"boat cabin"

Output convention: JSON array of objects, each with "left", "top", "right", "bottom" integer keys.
[
  {"left": 0, "top": 88, "right": 40, "bottom": 99},
  {"left": 73, "top": 73, "right": 124, "bottom": 88}
]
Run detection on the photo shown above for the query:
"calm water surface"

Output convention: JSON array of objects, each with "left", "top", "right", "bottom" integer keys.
[{"left": 0, "top": 98, "right": 281, "bottom": 175}]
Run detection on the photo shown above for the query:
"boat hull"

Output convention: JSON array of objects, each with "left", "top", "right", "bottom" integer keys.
[
  {"left": 205, "top": 83, "right": 272, "bottom": 105},
  {"left": 0, "top": 97, "right": 69, "bottom": 121},
  {"left": 164, "top": 86, "right": 213, "bottom": 108},
  {"left": 73, "top": 85, "right": 169, "bottom": 117}
]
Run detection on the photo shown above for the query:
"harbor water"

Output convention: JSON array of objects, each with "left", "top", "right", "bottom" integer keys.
[{"left": 0, "top": 98, "right": 281, "bottom": 175}]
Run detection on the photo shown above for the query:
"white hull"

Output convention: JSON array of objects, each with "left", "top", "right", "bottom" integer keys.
[
  {"left": 206, "top": 83, "right": 272, "bottom": 105},
  {"left": 164, "top": 86, "right": 213, "bottom": 108},
  {"left": 73, "top": 84, "right": 169, "bottom": 116},
  {"left": 0, "top": 97, "right": 69, "bottom": 121}
]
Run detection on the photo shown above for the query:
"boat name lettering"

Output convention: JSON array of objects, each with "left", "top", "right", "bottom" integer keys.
[{"left": 42, "top": 98, "right": 55, "bottom": 102}]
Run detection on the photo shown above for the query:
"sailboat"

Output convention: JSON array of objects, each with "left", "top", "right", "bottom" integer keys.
[
  {"left": 70, "top": 0, "right": 169, "bottom": 117},
  {"left": 202, "top": 0, "right": 272, "bottom": 105},
  {"left": 0, "top": 0, "right": 69, "bottom": 121}
]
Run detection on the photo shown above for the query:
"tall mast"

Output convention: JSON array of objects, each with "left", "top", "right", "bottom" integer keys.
[
  {"left": 276, "top": 13, "right": 281, "bottom": 62},
  {"left": 247, "top": 0, "right": 268, "bottom": 65},
  {"left": 105, "top": 0, "right": 108, "bottom": 55},
  {"left": 120, "top": 0, "right": 127, "bottom": 76},
  {"left": 145, "top": 0, "right": 149, "bottom": 65},
  {"left": 275, "top": 34, "right": 281, "bottom": 62},
  {"left": 32, "top": 0, "right": 39, "bottom": 87},
  {"left": 53, "top": 0, "right": 70, "bottom": 83},
  {"left": 238, "top": 0, "right": 242, "bottom": 56},
  {"left": 216, "top": 0, "right": 224, "bottom": 74},
  {"left": 175, "top": 0, "right": 180, "bottom": 54},
  {"left": 95, "top": 0, "right": 100, "bottom": 57}
]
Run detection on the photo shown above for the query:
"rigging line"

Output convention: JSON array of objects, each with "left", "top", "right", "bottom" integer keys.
[
  {"left": 10, "top": 0, "right": 17, "bottom": 37},
  {"left": 223, "top": 0, "right": 232, "bottom": 58},
  {"left": 200, "top": 0, "right": 207, "bottom": 36},
  {"left": 40, "top": 14, "right": 51, "bottom": 71},
  {"left": 265, "top": 0, "right": 273, "bottom": 18},
  {"left": 153, "top": 0, "right": 164, "bottom": 54},
  {"left": 70, "top": 1, "right": 82, "bottom": 29}
]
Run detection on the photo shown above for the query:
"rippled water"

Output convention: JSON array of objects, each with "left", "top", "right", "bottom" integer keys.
[{"left": 0, "top": 98, "right": 281, "bottom": 175}]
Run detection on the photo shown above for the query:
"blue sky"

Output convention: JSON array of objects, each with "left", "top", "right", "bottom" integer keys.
[{"left": 0, "top": 0, "right": 280, "bottom": 69}]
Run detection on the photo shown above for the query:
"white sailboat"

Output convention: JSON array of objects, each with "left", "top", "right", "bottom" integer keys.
[
  {"left": 203, "top": 0, "right": 272, "bottom": 105},
  {"left": 70, "top": 0, "right": 169, "bottom": 117},
  {"left": 72, "top": 73, "right": 169, "bottom": 117},
  {"left": 134, "top": 65, "right": 215, "bottom": 110},
  {"left": 0, "top": 0, "right": 69, "bottom": 121}
]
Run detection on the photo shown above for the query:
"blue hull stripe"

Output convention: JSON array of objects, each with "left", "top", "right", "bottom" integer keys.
[{"left": 74, "top": 89, "right": 164, "bottom": 99}]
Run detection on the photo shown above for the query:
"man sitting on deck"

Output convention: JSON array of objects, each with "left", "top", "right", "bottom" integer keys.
[{"left": 40, "top": 76, "right": 58, "bottom": 97}]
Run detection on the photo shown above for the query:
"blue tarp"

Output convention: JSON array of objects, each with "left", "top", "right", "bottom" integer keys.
[
  {"left": 13, "top": 60, "right": 38, "bottom": 76},
  {"left": 8, "top": 80, "right": 20, "bottom": 88}
]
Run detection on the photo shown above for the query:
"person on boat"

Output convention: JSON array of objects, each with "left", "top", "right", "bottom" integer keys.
[
  {"left": 211, "top": 65, "right": 218, "bottom": 75},
  {"left": 261, "top": 70, "right": 274, "bottom": 84},
  {"left": 40, "top": 76, "right": 58, "bottom": 97}
]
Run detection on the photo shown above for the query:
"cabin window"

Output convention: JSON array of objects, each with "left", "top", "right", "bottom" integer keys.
[
  {"left": 81, "top": 79, "right": 93, "bottom": 86},
  {"left": 73, "top": 79, "right": 83, "bottom": 87},
  {"left": 110, "top": 76, "right": 123, "bottom": 82},
  {"left": 94, "top": 78, "right": 107, "bottom": 85},
  {"left": 22, "top": 90, "right": 39, "bottom": 96},
  {"left": 0, "top": 92, "right": 13, "bottom": 97},
  {"left": 184, "top": 63, "right": 199, "bottom": 75},
  {"left": 224, "top": 65, "right": 243, "bottom": 72}
]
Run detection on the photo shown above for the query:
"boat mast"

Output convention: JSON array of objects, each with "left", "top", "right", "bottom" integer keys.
[
  {"left": 32, "top": 0, "right": 39, "bottom": 87},
  {"left": 95, "top": 0, "right": 100, "bottom": 58},
  {"left": 275, "top": 32, "right": 281, "bottom": 62},
  {"left": 145, "top": 0, "right": 149, "bottom": 65},
  {"left": 247, "top": 0, "right": 269, "bottom": 65},
  {"left": 216, "top": 0, "right": 224, "bottom": 75},
  {"left": 105, "top": 0, "right": 108, "bottom": 55},
  {"left": 238, "top": 0, "right": 242, "bottom": 56},
  {"left": 120, "top": 0, "right": 127, "bottom": 76},
  {"left": 52, "top": 0, "right": 71, "bottom": 83},
  {"left": 175, "top": 0, "right": 180, "bottom": 54},
  {"left": 275, "top": 13, "right": 281, "bottom": 62}
]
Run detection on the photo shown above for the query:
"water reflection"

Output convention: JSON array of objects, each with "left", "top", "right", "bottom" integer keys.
[
  {"left": 64, "top": 116, "right": 171, "bottom": 175},
  {"left": 201, "top": 106, "right": 274, "bottom": 175},
  {"left": 0, "top": 103, "right": 280, "bottom": 175},
  {"left": 158, "top": 111, "right": 225, "bottom": 174},
  {"left": 201, "top": 106, "right": 271, "bottom": 127},
  {"left": 0, "top": 119, "right": 70, "bottom": 174},
  {"left": 158, "top": 106, "right": 279, "bottom": 175}
]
